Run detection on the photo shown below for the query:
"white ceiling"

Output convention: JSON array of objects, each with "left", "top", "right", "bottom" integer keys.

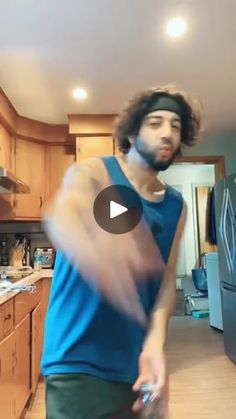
[{"left": 1, "top": 0, "right": 236, "bottom": 133}]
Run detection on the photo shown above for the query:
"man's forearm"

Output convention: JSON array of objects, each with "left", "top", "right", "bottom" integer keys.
[{"left": 143, "top": 275, "right": 176, "bottom": 352}]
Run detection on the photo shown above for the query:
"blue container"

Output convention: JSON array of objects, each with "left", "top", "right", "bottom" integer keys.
[{"left": 191, "top": 268, "right": 208, "bottom": 293}]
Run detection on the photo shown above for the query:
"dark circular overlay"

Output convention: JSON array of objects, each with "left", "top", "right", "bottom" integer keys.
[{"left": 93, "top": 185, "right": 143, "bottom": 234}]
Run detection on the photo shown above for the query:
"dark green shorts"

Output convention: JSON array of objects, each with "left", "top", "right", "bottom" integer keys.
[{"left": 45, "top": 373, "right": 140, "bottom": 419}]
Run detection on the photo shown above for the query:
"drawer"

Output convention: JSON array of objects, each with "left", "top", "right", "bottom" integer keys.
[
  {"left": 0, "top": 300, "right": 14, "bottom": 340},
  {"left": 14, "top": 280, "right": 42, "bottom": 325}
]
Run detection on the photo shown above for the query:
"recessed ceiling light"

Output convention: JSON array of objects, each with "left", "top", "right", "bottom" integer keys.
[
  {"left": 72, "top": 87, "right": 88, "bottom": 100},
  {"left": 166, "top": 17, "right": 187, "bottom": 38}
]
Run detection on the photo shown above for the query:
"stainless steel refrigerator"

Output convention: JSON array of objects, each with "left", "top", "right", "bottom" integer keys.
[{"left": 214, "top": 172, "right": 236, "bottom": 364}]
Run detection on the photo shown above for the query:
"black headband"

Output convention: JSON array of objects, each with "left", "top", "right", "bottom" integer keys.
[{"left": 147, "top": 96, "right": 185, "bottom": 121}]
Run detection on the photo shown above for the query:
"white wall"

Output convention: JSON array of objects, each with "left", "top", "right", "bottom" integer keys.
[{"left": 159, "top": 163, "right": 215, "bottom": 279}]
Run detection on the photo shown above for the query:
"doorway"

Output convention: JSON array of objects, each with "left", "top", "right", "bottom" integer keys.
[{"left": 159, "top": 156, "right": 225, "bottom": 292}]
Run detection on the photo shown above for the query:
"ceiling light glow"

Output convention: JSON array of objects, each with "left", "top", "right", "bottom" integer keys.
[
  {"left": 72, "top": 87, "right": 88, "bottom": 100},
  {"left": 166, "top": 17, "right": 187, "bottom": 38}
]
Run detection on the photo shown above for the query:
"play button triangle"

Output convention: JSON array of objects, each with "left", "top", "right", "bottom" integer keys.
[{"left": 110, "top": 200, "right": 128, "bottom": 219}]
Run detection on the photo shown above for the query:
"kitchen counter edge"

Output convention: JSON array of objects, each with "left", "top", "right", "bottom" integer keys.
[{"left": 0, "top": 269, "right": 53, "bottom": 305}]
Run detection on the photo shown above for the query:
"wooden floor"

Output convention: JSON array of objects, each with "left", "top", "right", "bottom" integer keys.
[{"left": 24, "top": 317, "right": 236, "bottom": 419}]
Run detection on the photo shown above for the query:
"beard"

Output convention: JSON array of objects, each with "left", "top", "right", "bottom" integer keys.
[{"left": 135, "top": 136, "right": 180, "bottom": 172}]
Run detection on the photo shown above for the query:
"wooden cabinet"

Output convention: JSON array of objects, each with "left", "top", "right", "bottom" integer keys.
[
  {"left": 14, "top": 139, "right": 46, "bottom": 219},
  {"left": 31, "top": 303, "right": 43, "bottom": 392},
  {"left": 14, "top": 280, "right": 41, "bottom": 326},
  {"left": 31, "top": 277, "right": 51, "bottom": 392},
  {"left": 14, "top": 315, "right": 30, "bottom": 418},
  {"left": 76, "top": 136, "right": 114, "bottom": 161},
  {"left": 0, "top": 299, "right": 14, "bottom": 340},
  {"left": 0, "top": 331, "right": 15, "bottom": 419},
  {"left": 47, "top": 144, "right": 75, "bottom": 203},
  {"left": 0, "top": 125, "right": 14, "bottom": 170},
  {"left": 0, "top": 124, "right": 15, "bottom": 220},
  {"left": 0, "top": 276, "right": 51, "bottom": 418},
  {"left": 0, "top": 314, "right": 30, "bottom": 419},
  {"left": 0, "top": 110, "right": 119, "bottom": 219}
]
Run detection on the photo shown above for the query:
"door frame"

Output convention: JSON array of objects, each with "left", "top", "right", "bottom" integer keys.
[
  {"left": 173, "top": 155, "right": 225, "bottom": 264},
  {"left": 175, "top": 155, "right": 225, "bottom": 182}
]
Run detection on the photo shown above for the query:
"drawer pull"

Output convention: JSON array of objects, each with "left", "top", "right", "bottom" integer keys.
[{"left": 4, "top": 313, "right": 12, "bottom": 321}]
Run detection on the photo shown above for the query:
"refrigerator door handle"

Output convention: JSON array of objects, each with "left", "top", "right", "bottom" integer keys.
[
  {"left": 226, "top": 190, "right": 236, "bottom": 269},
  {"left": 220, "top": 188, "right": 233, "bottom": 275},
  {"left": 221, "top": 282, "right": 236, "bottom": 293}
]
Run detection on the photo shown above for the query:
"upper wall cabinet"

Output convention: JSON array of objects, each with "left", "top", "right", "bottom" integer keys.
[
  {"left": 0, "top": 87, "right": 124, "bottom": 220},
  {"left": 47, "top": 144, "right": 75, "bottom": 204},
  {"left": 13, "top": 139, "right": 46, "bottom": 219},
  {"left": 0, "top": 125, "right": 15, "bottom": 220},
  {"left": 0, "top": 125, "right": 14, "bottom": 171},
  {"left": 76, "top": 136, "right": 114, "bottom": 161}
]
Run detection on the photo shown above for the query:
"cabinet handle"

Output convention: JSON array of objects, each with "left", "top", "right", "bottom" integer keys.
[
  {"left": 4, "top": 313, "right": 12, "bottom": 321},
  {"left": 12, "top": 349, "right": 17, "bottom": 373},
  {"left": 39, "top": 196, "right": 43, "bottom": 208}
]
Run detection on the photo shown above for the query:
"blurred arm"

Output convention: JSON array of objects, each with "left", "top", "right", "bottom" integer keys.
[
  {"left": 143, "top": 201, "right": 187, "bottom": 352},
  {"left": 43, "top": 158, "right": 110, "bottom": 266}
]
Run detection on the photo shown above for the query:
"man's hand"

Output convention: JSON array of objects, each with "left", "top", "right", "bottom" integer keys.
[{"left": 132, "top": 350, "right": 168, "bottom": 418}]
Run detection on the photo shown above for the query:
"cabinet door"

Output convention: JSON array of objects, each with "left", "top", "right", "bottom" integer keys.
[
  {"left": 31, "top": 303, "right": 43, "bottom": 393},
  {"left": 0, "top": 300, "right": 14, "bottom": 341},
  {"left": 14, "top": 280, "right": 41, "bottom": 326},
  {"left": 14, "top": 139, "right": 46, "bottom": 218},
  {"left": 48, "top": 144, "right": 75, "bottom": 202},
  {"left": 0, "top": 331, "right": 15, "bottom": 419},
  {"left": 76, "top": 136, "right": 114, "bottom": 161},
  {"left": 0, "top": 125, "right": 14, "bottom": 170},
  {"left": 0, "top": 125, "right": 15, "bottom": 219},
  {"left": 14, "top": 314, "right": 31, "bottom": 418}
]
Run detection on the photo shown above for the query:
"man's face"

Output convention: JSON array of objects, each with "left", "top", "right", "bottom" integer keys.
[{"left": 133, "top": 110, "right": 182, "bottom": 171}]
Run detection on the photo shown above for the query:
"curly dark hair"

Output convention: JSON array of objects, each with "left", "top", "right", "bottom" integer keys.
[{"left": 114, "top": 85, "right": 203, "bottom": 154}]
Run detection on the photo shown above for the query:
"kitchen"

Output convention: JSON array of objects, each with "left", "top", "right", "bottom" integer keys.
[{"left": 1, "top": 1, "right": 236, "bottom": 418}]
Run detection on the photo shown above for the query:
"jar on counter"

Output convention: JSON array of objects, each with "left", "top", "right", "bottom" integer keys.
[{"left": 34, "top": 248, "right": 43, "bottom": 271}]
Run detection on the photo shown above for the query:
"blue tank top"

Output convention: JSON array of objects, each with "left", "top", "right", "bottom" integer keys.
[{"left": 41, "top": 156, "right": 183, "bottom": 383}]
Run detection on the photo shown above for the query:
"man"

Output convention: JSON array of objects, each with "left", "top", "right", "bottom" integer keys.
[{"left": 41, "top": 85, "right": 202, "bottom": 418}]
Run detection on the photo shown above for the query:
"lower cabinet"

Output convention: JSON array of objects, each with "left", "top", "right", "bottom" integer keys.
[
  {"left": 14, "top": 315, "right": 31, "bottom": 418},
  {"left": 0, "top": 276, "right": 51, "bottom": 418},
  {"left": 0, "top": 314, "right": 30, "bottom": 419},
  {"left": 31, "top": 303, "right": 43, "bottom": 392},
  {"left": 0, "top": 331, "right": 15, "bottom": 419}
]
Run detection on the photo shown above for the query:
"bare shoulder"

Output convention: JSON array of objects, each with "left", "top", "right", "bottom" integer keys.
[{"left": 62, "top": 157, "right": 109, "bottom": 189}]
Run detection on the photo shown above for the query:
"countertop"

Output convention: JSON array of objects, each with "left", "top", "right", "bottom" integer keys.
[{"left": 0, "top": 269, "right": 53, "bottom": 306}]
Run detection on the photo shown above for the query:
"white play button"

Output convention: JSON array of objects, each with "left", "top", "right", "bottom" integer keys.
[
  {"left": 93, "top": 185, "right": 143, "bottom": 234},
  {"left": 110, "top": 200, "right": 128, "bottom": 219}
]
